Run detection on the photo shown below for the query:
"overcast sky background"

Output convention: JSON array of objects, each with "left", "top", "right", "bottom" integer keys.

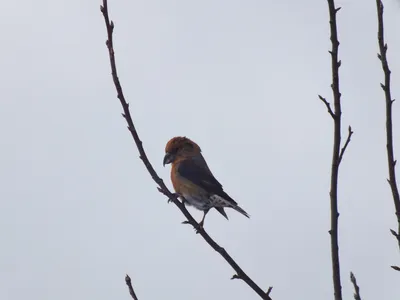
[{"left": 1, "top": 0, "right": 400, "bottom": 299}]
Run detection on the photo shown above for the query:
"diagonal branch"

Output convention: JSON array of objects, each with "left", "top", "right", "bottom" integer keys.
[
  {"left": 391, "top": 265, "right": 400, "bottom": 272},
  {"left": 319, "top": 95, "right": 336, "bottom": 119},
  {"left": 338, "top": 126, "right": 353, "bottom": 165},
  {"left": 125, "top": 275, "right": 139, "bottom": 300},
  {"left": 100, "top": 1, "right": 273, "bottom": 299},
  {"left": 350, "top": 272, "right": 362, "bottom": 300},
  {"left": 320, "top": 1, "right": 352, "bottom": 300},
  {"left": 376, "top": 0, "right": 400, "bottom": 252}
]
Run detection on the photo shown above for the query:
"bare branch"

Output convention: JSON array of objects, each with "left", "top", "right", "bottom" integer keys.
[
  {"left": 376, "top": 0, "right": 400, "bottom": 252},
  {"left": 319, "top": 95, "right": 336, "bottom": 119},
  {"left": 100, "top": 1, "right": 273, "bottom": 299},
  {"left": 323, "top": 1, "right": 351, "bottom": 299},
  {"left": 350, "top": 272, "right": 362, "bottom": 300},
  {"left": 338, "top": 126, "right": 353, "bottom": 165},
  {"left": 391, "top": 266, "right": 400, "bottom": 271},
  {"left": 125, "top": 275, "right": 139, "bottom": 300}
]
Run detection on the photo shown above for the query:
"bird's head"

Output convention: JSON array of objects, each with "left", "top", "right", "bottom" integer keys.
[{"left": 163, "top": 136, "right": 201, "bottom": 166}]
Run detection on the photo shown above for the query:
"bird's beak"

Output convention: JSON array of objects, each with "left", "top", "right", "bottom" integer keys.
[{"left": 163, "top": 152, "right": 175, "bottom": 166}]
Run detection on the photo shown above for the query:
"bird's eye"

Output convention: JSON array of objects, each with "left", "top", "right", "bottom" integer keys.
[{"left": 171, "top": 147, "right": 179, "bottom": 154}]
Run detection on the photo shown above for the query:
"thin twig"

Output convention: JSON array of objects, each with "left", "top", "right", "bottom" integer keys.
[
  {"left": 376, "top": 0, "right": 400, "bottom": 251},
  {"left": 100, "top": 1, "right": 273, "bottom": 299},
  {"left": 350, "top": 272, "right": 362, "bottom": 300},
  {"left": 338, "top": 126, "right": 353, "bottom": 165},
  {"left": 125, "top": 275, "right": 139, "bottom": 300},
  {"left": 391, "top": 265, "right": 400, "bottom": 271},
  {"left": 319, "top": 95, "right": 336, "bottom": 119},
  {"left": 390, "top": 228, "right": 399, "bottom": 239},
  {"left": 320, "top": 1, "right": 351, "bottom": 300}
]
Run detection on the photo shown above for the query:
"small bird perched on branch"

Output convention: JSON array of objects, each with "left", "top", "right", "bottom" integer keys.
[{"left": 163, "top": 136, "right": 249, "bottom": 228}]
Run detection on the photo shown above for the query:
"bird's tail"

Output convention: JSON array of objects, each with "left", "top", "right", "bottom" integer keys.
[
  {"left": 215, "top": 207, "right": 229, "bottom": 220},
  {"left": 233, "top": 205, "right": 250, "bottom": 218}
]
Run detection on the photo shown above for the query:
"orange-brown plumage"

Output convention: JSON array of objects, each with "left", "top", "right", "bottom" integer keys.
[
  {"left": 165, "top": 136, "right": 201, "bottom": 161},
  {"left": 163, "top": 136, "right": 249, "bottom": 227}
]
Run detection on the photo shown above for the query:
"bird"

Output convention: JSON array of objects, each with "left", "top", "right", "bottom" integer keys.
[{"left": 163, "top": 136, "right": 249, "bottom": 228}]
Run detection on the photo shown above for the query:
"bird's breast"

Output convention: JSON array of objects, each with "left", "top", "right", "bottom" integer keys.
[{"left": 171, "top": 169, "right": 211, "bottom": 211}]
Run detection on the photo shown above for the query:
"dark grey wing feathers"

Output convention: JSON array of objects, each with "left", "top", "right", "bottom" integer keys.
[{"left": 177, "top": 158, "right": 237, "bottom": 205}]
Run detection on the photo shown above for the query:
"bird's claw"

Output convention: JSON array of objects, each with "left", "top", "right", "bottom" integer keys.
[
  {"left": 196, "top": 222, "right": 204, "bottom": 234},
  {"left": 181, "top": 220, "right": 203, "bottom": 234},
  {"left": 168, "top": 193, "right": 179, "bottom": 203}
]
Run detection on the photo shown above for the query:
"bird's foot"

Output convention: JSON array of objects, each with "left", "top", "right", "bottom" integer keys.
[
  {"left": 167, "top": 193, "right": 180, "bottom": 203},
  {"left": 181, "top": 220, "right": 203, "bottom": 234},
  {"left": 196, "top": 221, "right": 204, "bottom": 233}
]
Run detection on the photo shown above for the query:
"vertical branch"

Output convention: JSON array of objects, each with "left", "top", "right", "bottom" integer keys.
[
  {"left": 327, "top": 1, "right": 343, "bottom": 299},
  {"left": 319, "top": 1, "right": 352, "bottom": 300},
  {"left": 376, "top": 0, "right": 400, "bottom": 252}
]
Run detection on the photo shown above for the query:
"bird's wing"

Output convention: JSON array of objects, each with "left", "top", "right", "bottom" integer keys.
[{"left": 177, "top": 156, "right": 237, "bottom": 206}]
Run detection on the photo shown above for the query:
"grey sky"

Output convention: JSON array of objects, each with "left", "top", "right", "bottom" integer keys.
[{"left": 1, "top": 0, "right": 399, "bottom": 299}]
